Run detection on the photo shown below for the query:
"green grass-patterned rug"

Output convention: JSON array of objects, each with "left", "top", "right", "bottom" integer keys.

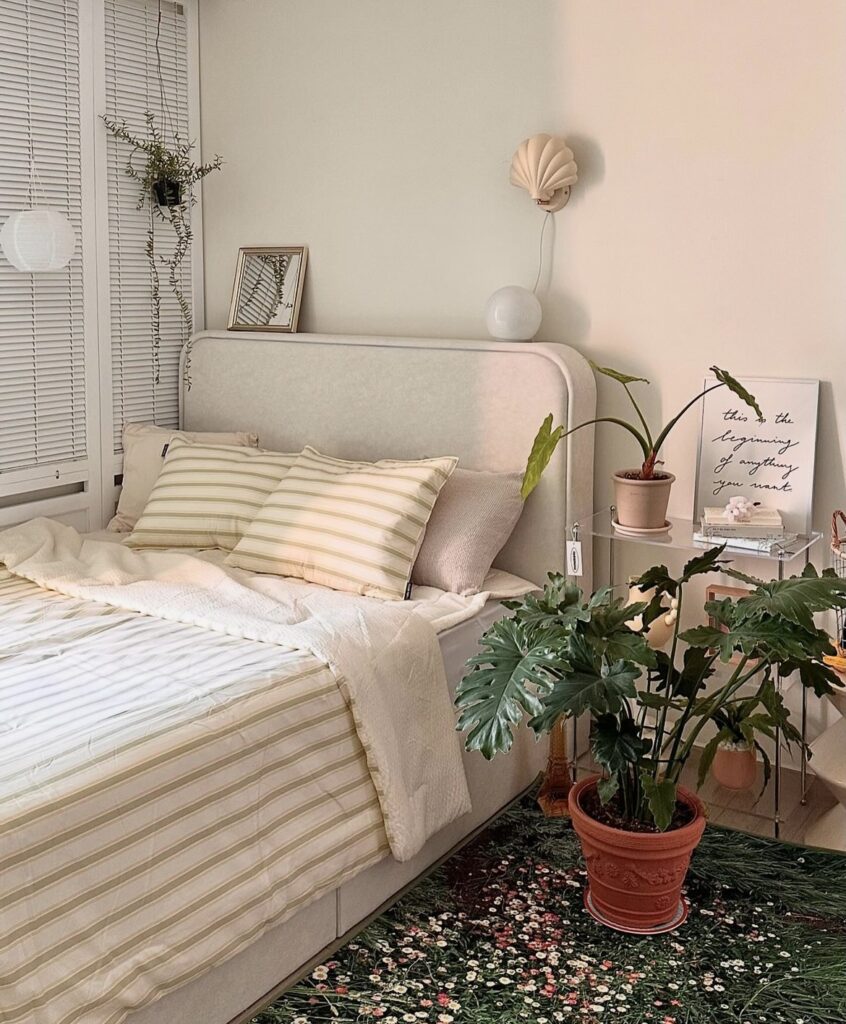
[{"left": 254, "top": 794, "right": 846, "bottom": 1024}]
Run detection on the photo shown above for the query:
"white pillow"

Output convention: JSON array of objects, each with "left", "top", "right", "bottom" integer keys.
[
  {"left": 109, "top": 423, "right": 259, "bottom": 532},
  {"left": 226, "top": 446, "right": 457, "bottom": 600},
  {"left": 125, "top": 439, "right": 297, "bottom": 550}
]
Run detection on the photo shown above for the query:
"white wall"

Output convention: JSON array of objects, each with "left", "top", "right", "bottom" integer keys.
[{"left": 199, "top": 0, "right": 846, "bottom": 532}]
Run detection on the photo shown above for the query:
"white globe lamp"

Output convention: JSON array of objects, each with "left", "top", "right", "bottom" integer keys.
[
  {"left": 484, "top": 285, "right": 542, "bottom": 342},
  {"left": 0, "top": 208, "right": 76, "bottom": 272}
]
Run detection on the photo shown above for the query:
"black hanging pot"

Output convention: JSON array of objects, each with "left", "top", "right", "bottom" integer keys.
[{"left": 153, "top": 178, "right": 183, "bottom": 207}]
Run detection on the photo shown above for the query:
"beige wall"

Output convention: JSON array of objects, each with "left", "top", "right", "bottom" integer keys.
[{"left": 199, "top": 0, "right": 846, "bottom": 532}]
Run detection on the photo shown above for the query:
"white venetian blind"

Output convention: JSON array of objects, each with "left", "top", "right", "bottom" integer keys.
[
  {"left": 104, "top": 0, "right": 191, "bottom": 453},
  {"left": 0, "top": 0, "right": 86, "bottom": 473}
]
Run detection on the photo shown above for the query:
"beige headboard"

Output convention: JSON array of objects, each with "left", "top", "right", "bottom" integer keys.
[{"left": 181, "top": 331, "right": 595, "bottom": 587}]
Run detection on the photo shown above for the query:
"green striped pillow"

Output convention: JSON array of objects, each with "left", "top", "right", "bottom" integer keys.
[
  {"left": 125, "top": 439, "right": 298, "bottom": 550},
  {"left": 225, "top": 446, "right": 458, "bottom": 600}
]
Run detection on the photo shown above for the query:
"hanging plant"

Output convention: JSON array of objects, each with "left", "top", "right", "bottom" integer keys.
[{"left": 101, "top": 111, "right": 221, "bottom": 386}]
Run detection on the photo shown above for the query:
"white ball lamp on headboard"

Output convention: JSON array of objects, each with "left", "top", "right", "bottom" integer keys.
[{"left": 485, "top": 133, "right": 578, "bottom": 342}]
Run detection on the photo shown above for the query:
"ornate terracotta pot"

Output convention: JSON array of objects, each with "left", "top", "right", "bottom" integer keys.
[
  {"left": 569, "top": 775, "right": 706, "bottom": 934},
  {"left": 711, "top": 742, "right": 757, "bottom": 791}
]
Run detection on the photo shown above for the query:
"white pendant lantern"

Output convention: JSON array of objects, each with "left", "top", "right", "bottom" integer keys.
[{"left": 0, "top": 208, "right": 76, "bottom": 272}]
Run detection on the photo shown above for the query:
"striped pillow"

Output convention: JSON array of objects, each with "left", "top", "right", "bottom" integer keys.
[
  {"left": 125, "top": 439, "right": 298, "bottom": 550},
  {"left": 225, "top": 446, "right": 458, "bottom": 599}
]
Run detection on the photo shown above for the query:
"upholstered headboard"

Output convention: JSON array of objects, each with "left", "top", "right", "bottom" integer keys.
[{"left": 181, "top": 331, "right": 595, "bottom": 587}]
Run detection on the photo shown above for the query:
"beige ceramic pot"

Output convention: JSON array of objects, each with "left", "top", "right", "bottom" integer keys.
[
  {"left": 613, "top": 470, "right": 675, "bottom": 530},
  {"left": 711, "top": 742, "right": 758, "bottom": 791}
]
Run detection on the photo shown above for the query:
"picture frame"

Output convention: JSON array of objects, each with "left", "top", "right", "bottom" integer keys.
[
  {"left": 694, "top": 375, "right": 819, "bottom": 535},
  {"left": 227, "top": 246, "right": 308, "bottom": 332}
]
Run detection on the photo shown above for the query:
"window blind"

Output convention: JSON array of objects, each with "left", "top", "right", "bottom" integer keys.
[
  {"left": 105, "top": 0, "right": 191, "bottom": 453},
  {"left": 0, "top": 0, "right": 86, "bottom": 473}
]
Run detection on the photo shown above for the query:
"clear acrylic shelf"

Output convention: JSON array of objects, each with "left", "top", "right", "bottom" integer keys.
[{"left": 575, "top": 506, "right": 823, "bottom": 564}]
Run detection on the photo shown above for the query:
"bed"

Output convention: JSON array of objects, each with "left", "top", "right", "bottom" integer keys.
[{"left": 0, "top": 332, "right": 594, "bottom": 1024}]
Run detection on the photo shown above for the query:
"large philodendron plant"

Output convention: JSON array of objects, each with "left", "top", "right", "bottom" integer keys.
[
  {"left": 521, "top": 364, "right": 762, "bottom": 498},
  {"left": 455, "top": 547, "right": 846, "bottom": 830}
]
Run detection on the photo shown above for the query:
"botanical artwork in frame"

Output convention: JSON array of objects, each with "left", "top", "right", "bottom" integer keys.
[
  {"left": 227, "top": 246, "right": 308, "bottom": 332},
  {"left": 694, "top": 375, "right": 819, "bottom": 534}
]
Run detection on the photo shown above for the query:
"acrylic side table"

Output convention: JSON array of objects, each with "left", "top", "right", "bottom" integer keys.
[{"left": 569, "top": 506, "right": 824, "bottom": 839}]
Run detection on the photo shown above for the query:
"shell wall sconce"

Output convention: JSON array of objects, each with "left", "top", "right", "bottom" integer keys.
[
  {"left": 509, "top": 133, "right": 578, "bottom": 212},
  {"left": 484, "top": 133, "right": 578, "bottom": 343}
]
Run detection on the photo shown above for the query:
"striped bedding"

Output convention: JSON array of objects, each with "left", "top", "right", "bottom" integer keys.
[{"left": 0, "top": 519, "right": 471, "bottom": 1024}]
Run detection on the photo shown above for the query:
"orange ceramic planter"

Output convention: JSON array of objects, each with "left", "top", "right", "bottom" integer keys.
[
  {"left": 711, "top": 744, "right": 758, "bottom": 791},
  {"left": 569, "top": 776, "right": 706, "bottom": 934}
]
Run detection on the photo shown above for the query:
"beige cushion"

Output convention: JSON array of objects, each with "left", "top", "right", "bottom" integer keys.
[
  {"left": 125, "top": 439, "right": 297, "bottom": 550},
  {"left": 109, "top": 423, "right": 259, "bottom": 532},
  {"left": 226, "top": 446, "right": 457, "bottom": 600},
  {"left": 412, "top": 468, "right": 524, "bottom": 594}
]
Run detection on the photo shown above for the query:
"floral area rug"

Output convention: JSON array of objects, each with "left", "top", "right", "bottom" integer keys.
[{"left": 254, "top": 794, "right": 846, "bottom": 1024}]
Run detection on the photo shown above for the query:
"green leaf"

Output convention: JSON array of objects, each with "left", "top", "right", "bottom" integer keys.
[
  {"left": 591, "top": 713, "right": 649, "bottom": 774},
  {"left": 597, "top": 773, "right": 619, "bottom": 804},
  {"left": 722, "top": 566, "right": 765, "bottom": 588},
  {"left": 456, "top": 617, "right": 564, "bottom": 759},
  {"left": 634, "top": 563, "right": 676, "bottom": 597},
  {"left": 732, "top": 564, "right": 846, "bottom": 633},
  {"left": 679, "top": 624, "right": 733, "bottom": 660},
  {"left": 709, "top": 366, "right": 763, "bottom": 422},
  {"left": 530, "top": 648, "right": 641, "bottom": 732},
  {"left": 583, "top": 598, "right": 657, "bottom": 668},
  {"left": 641, "top": 774, "right": 678, "bottom": 832},
  {"left": 680, "top": 545, "right": 728, "bottom": 582},
  {"left": 637, "top": 690, "right": 688, "bottom": 712},
  {"left": 697, "top": 729, "right": 732, "bottom": 788},
  {"left": 521, "top": 414, "right": 564, "bottom": 500},
  {"left": 797, "top": 658, "right": 843, "bottom": 698},
  {"left": 589, "top": 361, "right": 650, "bottom": 386}
]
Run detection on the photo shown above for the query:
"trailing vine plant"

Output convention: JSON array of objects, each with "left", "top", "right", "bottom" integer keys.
[{"left": 102, "top": 111, "right": 221, "bottom": 386}]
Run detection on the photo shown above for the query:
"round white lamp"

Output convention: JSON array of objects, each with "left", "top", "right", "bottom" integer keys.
[
  {"left": 484, "top": 284, "right": 542, "bottom": 342},
  {"left": 0, "top": 208, "right": 76, "bottom": 272}
]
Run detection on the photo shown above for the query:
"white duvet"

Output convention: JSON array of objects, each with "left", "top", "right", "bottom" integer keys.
[
  {"left": 0, "top": 517, "right": 473, "bottom": 860},
  {"left": 0, "top": 517, "right": 499, "bottom": 1024}
]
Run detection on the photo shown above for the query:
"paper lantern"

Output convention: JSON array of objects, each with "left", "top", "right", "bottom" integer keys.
[
  {"left": 0, "top": 208, "right": 76, "bottom": 272},
  {"left": 484, "top": 285, "right": 542, "bottom": 342}
]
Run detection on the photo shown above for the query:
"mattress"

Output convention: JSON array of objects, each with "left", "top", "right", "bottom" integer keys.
[{"left": 0, "top": 529, "right": 529, "bottom": 1024}]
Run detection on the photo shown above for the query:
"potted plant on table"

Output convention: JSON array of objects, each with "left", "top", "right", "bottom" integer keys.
[
  {"left": 455, "top": 547, "right": 846, "bottom": 933},
  {"left": 702, "top": 697, "right": 769, "bottom": 792},
  {"left": 522, "top": 364, "right": 762, "bottom": 532}
]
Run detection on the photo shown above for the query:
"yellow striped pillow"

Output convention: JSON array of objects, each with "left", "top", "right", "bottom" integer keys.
[
  {"left": 225, "top": 446, "right": 458, "bottom": 599},
  {"left": 125, "top": 439, "right": 298, "bottom": 550}
]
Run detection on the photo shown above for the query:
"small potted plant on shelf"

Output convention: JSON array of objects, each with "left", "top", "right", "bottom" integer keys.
[
  {"left": 521, "top": 364, "right": 762, "bottom": 533},
  {"left": 702, "top": 697, "right": 769, "bottom": 792},
  {"left": 455, "top": 547, "right": 846, "bottom": 933}
]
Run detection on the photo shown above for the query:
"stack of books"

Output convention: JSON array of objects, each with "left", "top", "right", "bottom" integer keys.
[{"left": 694, "top": 506, "right": 795, "bottom": 553}]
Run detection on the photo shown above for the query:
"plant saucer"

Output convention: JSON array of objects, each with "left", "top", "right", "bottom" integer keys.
[
  {"left": 584, "top": 887, "right": 689, "bottom": 934},
  {"left": 612, "top": 518, "right": 672, "bottom": 538}
]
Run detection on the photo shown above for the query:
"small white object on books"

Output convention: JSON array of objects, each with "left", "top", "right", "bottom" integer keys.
[{"left": 702, "top": 505, "right": 784, "bottom": 539}]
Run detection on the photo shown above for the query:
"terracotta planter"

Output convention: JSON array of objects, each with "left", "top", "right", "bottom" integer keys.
[
  {"left": 613, "top": 470, "right": 675, "bottom": 530},
  {"left": 711, "top": 742, "right": 757, "bottom": 791},
  {"left": 569, "top": 775, "right": 706, "bottom": 934}
]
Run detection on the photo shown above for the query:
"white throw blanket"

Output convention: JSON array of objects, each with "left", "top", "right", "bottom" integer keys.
[{"left": 0, "top": 517, "right": 470, "bottom": 861}]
